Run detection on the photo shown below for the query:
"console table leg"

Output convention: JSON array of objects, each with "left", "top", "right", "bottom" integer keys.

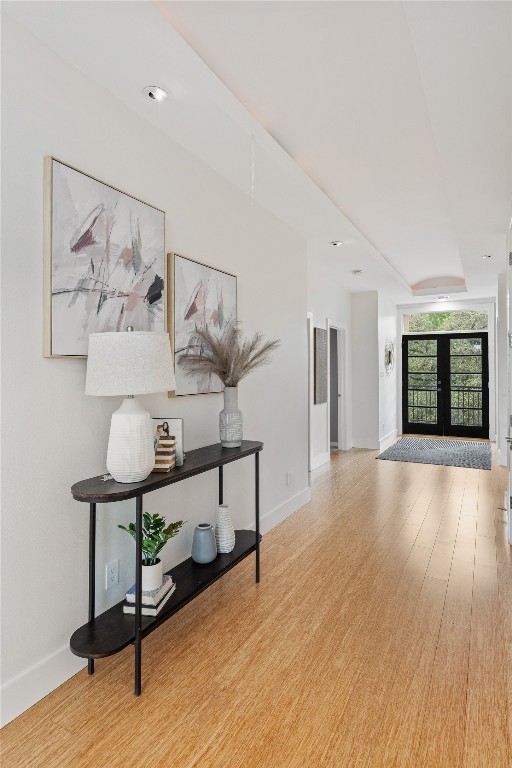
[
  {"left": 88, "top": 503, "right": 96, "bottom": 675},
  {"left": 134, "top": 496, "right": 143, "bottom": 696},
  {"left": 255, "top": 452, "right": 260, "bottom": 583},
  {"left": 219, "top": 465, "right": 224, "bottom": 505}
]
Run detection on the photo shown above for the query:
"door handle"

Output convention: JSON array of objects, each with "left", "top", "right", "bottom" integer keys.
[{"left": 506, "top": 437, "right": 512, "bottom": 443}]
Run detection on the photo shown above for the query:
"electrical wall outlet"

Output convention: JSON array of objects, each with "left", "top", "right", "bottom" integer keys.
[
  {"left": 286, "top": 471, "right": 293, "bottom": 487},
  {"left": 106, "top": 558, "right": 119, "bottom": 590}
]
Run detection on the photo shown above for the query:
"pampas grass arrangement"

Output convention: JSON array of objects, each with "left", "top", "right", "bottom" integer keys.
[{"left": 178, "top": 321, "right": 280, "bottom": 387}]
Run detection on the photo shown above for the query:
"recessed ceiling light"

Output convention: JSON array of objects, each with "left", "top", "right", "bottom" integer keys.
[
  {"left": 481, "top": 254, "right": 492, "bottom": 260},
  {"left": 331, "top": 241, "right": 343, "bottom": 247},
  {"left": 435, "top": 295, "right": 450, "bottom": 301},
  {"left": 352, "top": 269, "right": 363, "bottom": 276},
  {"left": 142, "top": 86, "right": 168, "bottom": 102}
]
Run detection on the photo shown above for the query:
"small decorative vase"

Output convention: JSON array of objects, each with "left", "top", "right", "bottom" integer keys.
[
  {"left": 219, "top": 387, "right": 243, "bottom": 448},
  {"left": 191, "top": 524, "right": 217, "bottom": 564},
  {"left": 215, "top": 504, "right": 236, "bottom": 554},
  {"left": 141, "top": 559, "right": 163, "bottom": 592}
]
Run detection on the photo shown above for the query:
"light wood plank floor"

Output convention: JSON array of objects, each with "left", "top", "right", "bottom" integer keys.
[{"left": 2, "top": 448, "right": 510, "bottom": 767}]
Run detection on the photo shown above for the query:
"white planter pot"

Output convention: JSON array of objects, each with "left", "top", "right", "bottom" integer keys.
[{"left": 141, "top": 559, "right": 163, "bottom": 592}]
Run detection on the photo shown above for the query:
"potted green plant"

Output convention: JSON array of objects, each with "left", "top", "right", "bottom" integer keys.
[
  {"left": 119, "top": 513, "right": 185, "bottom": 591},
  {"left": 178, "top": 321, "right": 279, "bottom": 448}
]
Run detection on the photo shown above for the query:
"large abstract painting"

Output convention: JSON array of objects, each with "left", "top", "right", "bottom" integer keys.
[
  {"left": 171, "top": 253, "right": 237, "bottom": 396},
  {"left": 44, "top": 158, "right": 165, "bottom": 357}
]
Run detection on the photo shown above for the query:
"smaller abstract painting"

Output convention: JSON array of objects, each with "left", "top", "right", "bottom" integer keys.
[
  {"left": 151, "top": 417, "right": 184, "bottom": 467},
  {"left": 314, "top": 327, "right": 328, "bottom": 404},
  {"left": 171, "top": 253, "right": 237, "bottom": 396},
  {"left": 44, "top": 158, "right": 165, "bottom": 357}
]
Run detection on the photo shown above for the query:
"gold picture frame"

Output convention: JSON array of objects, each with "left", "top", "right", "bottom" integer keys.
[
  {"left": 43, "top": 156, "right": 166, "bottom": 358},
  {"left": 168, "top": 252, "right": 237, "bottom": 397}
]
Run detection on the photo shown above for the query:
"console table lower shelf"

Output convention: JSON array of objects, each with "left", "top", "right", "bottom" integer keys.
[{"left": 70, "top": 530, "right": 260, "bottom": 661}]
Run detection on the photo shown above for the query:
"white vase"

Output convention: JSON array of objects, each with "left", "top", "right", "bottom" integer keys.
[
  {"left": 219, "top": 387, "right": 243, "bottom": 448},
  {"left": 141, "top": 559, "right": 163, "bottom": 592},
  {"left": 215, "top": 504, "right": 236, "bottom": 553},
  {"left": 106, "top": 397, "right": 155, "bottom": 483}
]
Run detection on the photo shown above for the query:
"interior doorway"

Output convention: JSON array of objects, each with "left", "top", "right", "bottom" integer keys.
[
  {"left": 402, "top": 332, "right": 489, "bottom": 439},
  {"left": 307, "top": 312, "right": 313, "bottom": 480},
  {"left": 327, "top": 320, "right": 348, "bottom": 452},
  {"left": 330, "top": 327, "right": 339, "bottom": 449}
]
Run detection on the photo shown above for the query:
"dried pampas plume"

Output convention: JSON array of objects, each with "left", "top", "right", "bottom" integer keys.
[{"left": 178, "top": 321, "right": 280, "bottom": 388}]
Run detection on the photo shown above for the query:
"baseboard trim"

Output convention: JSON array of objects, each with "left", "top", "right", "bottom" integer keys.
[
  {"left": 1, "top": 643, "right": 86, "bottom": 727},
  {"left": 311, "top": 452, "right": 330, "bottom": 470},
  {"left": 247, "top": 486, "right": 311, "bottom": 535},
  {"left": 379, "top": 430, "right": 398, "bottom": 451},
  {"left": 352, "top": 438, "right": 380, "bottom": 449}
]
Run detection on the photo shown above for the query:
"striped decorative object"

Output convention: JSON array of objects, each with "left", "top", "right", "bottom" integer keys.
[
  {"left": 215, "top": 504, "right": 236, "bottom": 553},
  {"left": 219, "top": 387, "right": 243, "bottom": 448},
  {"left": 154, "top": 435, "right": 176, "bottom": 473}
]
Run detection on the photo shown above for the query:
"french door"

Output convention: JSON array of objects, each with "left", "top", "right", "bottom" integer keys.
[{"left": 402, "top": 333, "right": 489, "bottom": 439}]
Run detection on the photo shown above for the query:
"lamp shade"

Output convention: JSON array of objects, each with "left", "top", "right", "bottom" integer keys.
[{"left": 85, "top": 332, "right": 175, "bottom": 396}]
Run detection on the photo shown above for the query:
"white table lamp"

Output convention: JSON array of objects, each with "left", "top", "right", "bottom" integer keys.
[{"left": 86, "top": 330, "right": 175, "bottom": 483}]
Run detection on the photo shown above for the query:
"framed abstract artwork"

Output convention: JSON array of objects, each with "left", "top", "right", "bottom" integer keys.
[
  {"left": 314, "top": 327, "right": 328, "bottom": 404},
  {"left": 169, "top": 253, "right": 237, "bottom": 396},
  {"left": 44, "top": 157, "right": 166, "bottom": 357}
]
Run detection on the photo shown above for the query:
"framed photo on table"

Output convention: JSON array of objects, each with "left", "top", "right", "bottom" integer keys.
[
  {"left": 44, "top": 157, "right": 166, "bottom": 357},
  {"left": 169, "top": 253, "right": 237, "bottom": 396},
  {"left": 152, "top": 417, "right": 184, "bottom": 466}
]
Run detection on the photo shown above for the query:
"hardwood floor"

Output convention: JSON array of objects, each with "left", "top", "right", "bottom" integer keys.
[{"left": 2, "top": 448, "right": 510, "bottom": 767}]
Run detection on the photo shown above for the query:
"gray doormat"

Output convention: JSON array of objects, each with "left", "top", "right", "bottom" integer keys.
[{"left": 378, "top": 437, "right": 491, "bottom": 470}]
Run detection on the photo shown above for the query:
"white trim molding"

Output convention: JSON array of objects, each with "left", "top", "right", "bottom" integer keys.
[
  {"left": 379, "top": 429, "right": 398, "bottom": 451},
  {"left": 247, "top": 487, "right": 312, "bottom": 535},
  {"left": 311, "top": 451, "right": 331, "bottom": 470},
  {"left": 1, "top": 645, "right": 86, "bottom": 727}
]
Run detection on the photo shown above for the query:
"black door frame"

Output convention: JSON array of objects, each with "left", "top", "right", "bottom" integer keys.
[{"left": 402, "top": 332, "right": 489, "bottom": 439}]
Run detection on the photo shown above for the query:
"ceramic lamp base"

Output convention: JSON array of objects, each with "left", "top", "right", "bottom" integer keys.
[{"left": 106, "top": 397, "right": 154, "bottom": 483}]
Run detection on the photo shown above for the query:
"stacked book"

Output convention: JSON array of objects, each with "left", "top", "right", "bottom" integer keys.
[
  {"left": 123, "top": 573, "right": 176, "bottom": 616},
  {"left": 154, "top": 435, "right": 176, "bottom": 473}
]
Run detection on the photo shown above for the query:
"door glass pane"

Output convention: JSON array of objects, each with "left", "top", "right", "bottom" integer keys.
[
  {"left": 407, "top": 339, "right": 437, "bottom": 426},
  {"left": 451, "top": 391, "right": 482, "bottom": 408},
  {"left": 449, "top": 337, "right": 483, "bottom": 428},
  {"left": 451, "top": 409, "right": 482, "bottom": 426},
  {"left": 451, "top": 373, "right": 482, "bottom": 389},
  {"left": 450, "top": 356, "right": 482, "bottom": 373},
  {"left": 450, "top": 338, "right": 482, "bottom": 355},
  {"left": 408, "top": 373, "right": 436, "bottom": 389},
  {"left": 409, "top": 407, "right": 437, "bottom": 424},
  {"left": 408, "top": 339, "right": 438, "bottom": 356},
  {"left": 408, "top": 356, "right": 437, "bottom": 373}
]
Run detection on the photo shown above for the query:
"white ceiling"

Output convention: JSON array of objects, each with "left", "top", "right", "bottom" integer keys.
[
  {"left": 4, "top": 0, "right": 511, "bottom": 303},
  {"left": 160, "top": 0, "right": 512, "bottom": 300}
]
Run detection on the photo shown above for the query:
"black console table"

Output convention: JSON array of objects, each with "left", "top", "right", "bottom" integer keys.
[{"left": 70, "top": 440, "right": 263, "bottom": 695}]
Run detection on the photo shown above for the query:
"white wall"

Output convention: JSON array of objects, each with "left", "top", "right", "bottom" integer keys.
[
  {"left": 497, "top": 274, "right": 508, "bottom": 465},
  {"left": 307, "top": 247, "right": 352, "bottom": 468},
  {"left": 378, "top": 294, "right": 398, "bottom": 448},
  {"left": 1, "top": 17, "right": 311, "bottom": 725},
  {"left": 351, "top": 292, "right": 380, "bottom": 449}
]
